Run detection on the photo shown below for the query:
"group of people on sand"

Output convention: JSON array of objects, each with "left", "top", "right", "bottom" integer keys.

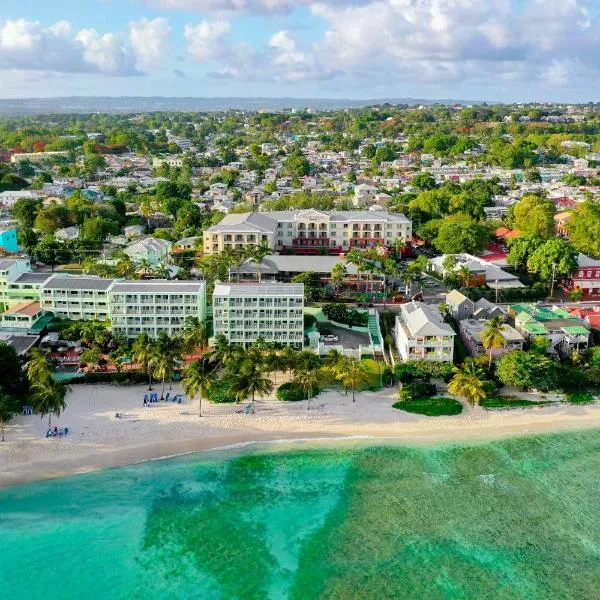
[
  {"left": 143, "top": 392, "right": 184, "bottom": 407},
  {"left": 46, "top": 426, "right": 69, "bottom": 438}
]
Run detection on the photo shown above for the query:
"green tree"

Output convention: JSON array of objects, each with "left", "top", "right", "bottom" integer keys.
[
  {"left": 506, "top": 234, "right": 544, "bottom": 270},
  {"left": 496, "top": 350, "right": 557, "bottom": 391},
  {"left": 527, "top": 239, "right": 578, "bottom": 281},
  {"left": 481, "top": 317, "right": 506, "bottom": 368},
  {"left": 565, "top": 200, "right": 600, "bottom": 258},
  {"left": 410, "top": 172, "right": 437, "bottom": 191},
  {"left": 433, "top": 215, "right": 490, "bottom": 255},
  {"left": 230, "top": 358, "right": 273, "bottom": 403},
  {"left": 132, "top": 333, "right": 156, "bottom": 390},
  {"left": 181, "top": 316, "right": 208, "bottom": 360},
  {"left": 340, "top": 358, "right": 369, "bottom": 402},
  {"left": 513, "top": 194, "right": 555, "bottom": 238},
  {"left": 330, "top": 263, "right": 346, "bottom": 294},
  {"left": 150, "top": 333, "right": 182, "bottom": 400},
  {"left": 0, "top": 387, "right": 17, "bottom": 442},
  {"left": 182, "top": 358, "right": 215, "bottom": 417},
  {"left": 448, "top": 360, "right": 487, "bottom": 406},
  {"left": 13, "top": 197, "right": 42, "bottom": 228}
]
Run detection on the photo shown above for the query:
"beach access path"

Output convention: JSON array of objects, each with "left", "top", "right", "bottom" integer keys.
[{"left": 2, "top": 383, "right": 600, "bottom": 488}]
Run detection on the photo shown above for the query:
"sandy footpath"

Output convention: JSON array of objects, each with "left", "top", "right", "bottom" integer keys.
[{"left": 1, "top": 383, "right": 600, "bottom": 488}]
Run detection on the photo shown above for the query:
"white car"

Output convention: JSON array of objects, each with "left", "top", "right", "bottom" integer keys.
[{"left": 321, "top": 335, "right": 339, "bottom": 343}]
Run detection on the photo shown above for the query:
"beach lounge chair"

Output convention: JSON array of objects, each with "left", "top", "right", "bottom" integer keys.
[
  {"left": 165, "top": 393, "right": 171, "bottom": 402},
  {"left": 244, "top": 404, "right": 255, "bottom": 415}
]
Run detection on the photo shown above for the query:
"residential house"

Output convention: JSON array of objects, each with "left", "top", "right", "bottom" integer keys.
[
  {"left": 54, "top": 226, "right": 80, "bottom": 242},
  {"left": 459, "top": 319, "right": 524, "bottom": 359},
  {"left": 0, "top": 227, "right": 19, "bottom": 253},
  {"left": 124, "top": 238, "right": 172, "bottom": 266},
  {"left": 571, "top": 253, "right": 600, "bottom": 296},
  {"left": 394, "top": 301, "right": 455, "bottom": 362},
  {"left": 445, "top": 290, "right": 475, "bottom": 320}
]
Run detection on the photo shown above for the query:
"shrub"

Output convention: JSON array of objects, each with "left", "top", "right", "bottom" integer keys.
[
  {"left": 304, "top": 314, "right": 317, "bottom": 329},
  {"left": 395, "top": 361, "right": 454, "bottom": 383},
  {"left": 565, "top": 391, "right": 595, "bottom": 405},
  {"left": 207, "top": 376, "right": 237, "bottom": 404},
  {"left": 393, "top": 397, "right": 463, "bottom": 417},
  {"left": 398, "top": 381, "right": 437, "bottom": 401},
  {"left": 481, "top": 396, "right": 548, "bottom": 410},
  {"left": 277, "top": 382, "right": 319, "bottom": 402}
]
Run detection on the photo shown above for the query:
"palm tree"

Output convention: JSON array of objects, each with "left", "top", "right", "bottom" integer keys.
[
  {"left": 182, "top": 316, "right": 208, "bottom": 362},
  {"left": 481, "top": 317, "right": 506, "bottom": 368},
  {"left": 438, "top": 302, "right": 450, "bottom": 319},
  {"left": 330, "top": 263, "right": 346, "bottom": 295},
  {"left": 457, "top": 265, "right": 471, "bottom": 288},
  {"left": 115, "top": 255, "right": 137, "bottom": 279},
  {"left": 340, "top": 358, "right": 369, "bottom": 402},
  {"left": 32, "top": 379, "right": 68, "bottom": 429},
  {"left": 138, "top": 258, "right": 152, "bottom": 279},
  {"left": 448, "top": 360, "right": 487, "bottom": 407},
  {"left": 279, "top": 345, "right": 298, "bottom": 377},
  {"left": 346, "top": 249, "right": 367, "bottom": 292},
  {"left": 250, "top": 240, "right": 272, "bottom": 283},
  {"left": 263, "top": 350, "right": 286, "bottom": 385},
  {"left": 230, "top": 359, "right": 273, "bottom": 403},
  {"left": 0, "top": 388, "right": 16, "bottom": 442},
  {"left": 324, "top": 349, "right": 347, "bottom": 391},
  {"left": 132, "top": 333, "right": 156, "bottom": 390},
  {"left": 210, "top": 334, "right": 233, "bottom": 367},
  {"left": 182, "top": 359, "right": 215, "bottom": 417},
  {"left": 293, "top": 368, "right": 321, "bottom": 408},
  {"left": 153, "top": 262, "right": 170, "bottom": 280},
  {"left": 26, "top": 348, "right": 52, "bottom": 382},
  {"left": 151, "top": 332, "right": 182, "bottom": 400}
]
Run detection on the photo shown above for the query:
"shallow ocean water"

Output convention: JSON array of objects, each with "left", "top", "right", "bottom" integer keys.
[{"left": 2, "top": 431, "right": 600, "bottom": 599}]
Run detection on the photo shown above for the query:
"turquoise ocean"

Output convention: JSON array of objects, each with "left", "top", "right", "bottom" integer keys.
[{"left": 2, "top": 431, "right": 600, "bottom": 599}]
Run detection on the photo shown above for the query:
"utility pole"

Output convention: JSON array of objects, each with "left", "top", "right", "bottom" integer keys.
[
  {"left": 550, "top": 262, "right": 557, "bottom": 299},
  {"left": 495, "top": 280, "right": 499, "bottom": 304}
]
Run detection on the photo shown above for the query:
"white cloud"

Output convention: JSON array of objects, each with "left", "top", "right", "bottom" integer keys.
[
  {"left": 144, "top": 0, "right": 367, "bottom": 15},
  {"left": 0, "top": 18, "right": 172, "bottom": 77},
  {"left": 129, "top": 18, "right": 171, "bottom": 70},
  {"left": 184, "top": 20, "right": 230, "bottom": 61}
]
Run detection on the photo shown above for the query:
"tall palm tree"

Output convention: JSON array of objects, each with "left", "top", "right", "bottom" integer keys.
[
  {"left": 151, "top": 332, "right": 182, "bottom": 400},
  {"left": 210, "top": 334, "right": 233, "bottom": 368},
  {"left": 438, "top": 302, "right": 450, "bottom": 319},
  {"left": 279, "top": 345, "right": 298, "bottom": 377},
  {"left": 481, "top": 317, "right": 506, "bottom": 368},
  {"left": 138, "top": 258, "right": 152, "bottom": 279},
  {"left": 132, "top": 333, "right": 156, "bottom": 390},
  {"left": 230, "top": 359, "right": 273, "bottom": 403},
  {"left": 0, "top": 388, "right": 16, "bottom": 442},
  {"left": 457, "top": 265, "right": 471, "bottom": 288},
  {"left": 263, "top": 350, "right": 286, "bottom": 385},
  {"left": 340, "top": 358, "right": 369, "bottom": 402},
  {"left": 330, "top": 263, "right": 346, "bottom": 295},
  {"left": 32, "top": 379, "right": 68, "bottom": 429},
  {"left": 250, "top": 240, "right": 272, "bottom": 283},
  {"left": 115, "top": 255, "right": 137, "bottom": 279},
  {"left": 448, "top": 360, "right": 487, "bottom": 407},
  {"left": 182, "top": 359, "right": 215, "bottom": 417},
  {"left": 153, "top": 262, "right": 170, "bottom": 280},
  {"left": 182, "top": 316, "right": 208, "bottom": 362},
  {"left": 324, "top": 349, "right": 347, "bottom": 392},
  {"left": 293, "top": 368, "right": 321, "bottom": 407},
  {"left": 26, "top": 348, "right": 52, "bottom": 382},
  {"left": 346, "top": 248, "right": 367, "bottom": 292}
]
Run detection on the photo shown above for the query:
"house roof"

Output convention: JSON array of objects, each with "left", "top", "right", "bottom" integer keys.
[
  {"left": 4, "top": 301, "right": 41, "bottom": 316},
  {"left": 446, "top": 289, "right": 471, "bottom": 306},
  {"left": 578, "top": 253, "right": 600, "bottom": 268},
  {"left": 213, "top": 283, "right": 304, "bottom": 297},
  {"left": 400, "top": 301, "right": 455, "bottom": 337},
  {"left": 110, "top": 280, "right": 205, "bottom": 294},
  {"left": 43, "top": 276, "right": 114, "bottom": 291}
]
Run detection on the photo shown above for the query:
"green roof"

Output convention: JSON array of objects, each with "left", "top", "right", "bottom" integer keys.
[
  {"left": 516, "top": 312, "right": 535, "bottom": 323},
  {"left": 552, "top": 308, "right": 574, "bottom": 319},
  {"left": 561, "top": 326, "right": 589, "bottom": 335},
  {"left": 522, "top": 323, "right": 548, "bottom": 335},
  {"left": 511, "top": 303, "right": 531, "bottom": 314}
]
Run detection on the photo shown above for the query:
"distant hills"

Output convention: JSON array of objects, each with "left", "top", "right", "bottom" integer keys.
[{"left": 0, "top": 96, "right": 479, "bottom": 116}]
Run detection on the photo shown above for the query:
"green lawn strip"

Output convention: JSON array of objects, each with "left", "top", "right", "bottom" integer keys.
[
  {"left": 393, "top": 397, "right": 463, "bottom": 417},
  {"left": 564, "top": 391, "right": 597, "bottom": 405},
  {"left": 481, "top": 396, "right": 549, "bottom": 410}
]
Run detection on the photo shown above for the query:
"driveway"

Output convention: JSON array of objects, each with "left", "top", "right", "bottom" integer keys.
[{"left": 318, "top": 323, "right": 371, "bottom": 350}]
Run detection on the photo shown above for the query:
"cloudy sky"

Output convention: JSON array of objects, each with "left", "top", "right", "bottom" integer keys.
[{"left": 1, "top": 0, "right": 599, "bottom": 101}]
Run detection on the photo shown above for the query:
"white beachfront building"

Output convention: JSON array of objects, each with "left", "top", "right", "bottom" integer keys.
[
  {"left": 212, "top": 283, "right": 304, "bottom": 348},
  {"left": 395, "top": 301, "right": 455, "bottom": 362}
]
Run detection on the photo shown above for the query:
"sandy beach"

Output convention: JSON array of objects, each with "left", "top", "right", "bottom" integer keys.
[{"left": 1, "top": 383, "right": 600, "bottom": 488}]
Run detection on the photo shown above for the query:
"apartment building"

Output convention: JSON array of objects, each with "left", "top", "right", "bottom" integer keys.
[
  {"left": 395, "top": 301, "right": 455, "bottom": 362},
  {"left": 203, "top": 209, "right": 411, "bottom": 256},
  {"left": 41, "top": 276, "right": 113, "bottom": 321},
  {"left": 11, "top": 151, "right": 69, "bottom": 163},
  {"left": 110, "top": 281, "right": 207, "bottom": 339},
  {"left": 0, "top": 259, "right": 38, "bottom": 311},
  {"left": 213, "top": 283, "right": 304, "bottom": 347}
]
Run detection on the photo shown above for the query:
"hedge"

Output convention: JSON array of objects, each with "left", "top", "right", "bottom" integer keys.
[
  {"left": 395, "top": 361, "right": 454, "bottom": 383},
  {"left": 207, "top": 376, "right": 237, "bottom": 404},
  {"left": 277, "top": 382, "right": 320, "bottom": 402}
]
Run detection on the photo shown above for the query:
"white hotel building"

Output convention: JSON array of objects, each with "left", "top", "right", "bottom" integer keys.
[
  {"left": 203, "top": 209, "right": 412, "bottom": 255},
  {"left": 213, "top": 283, "right": 304, "bottom": 347}
]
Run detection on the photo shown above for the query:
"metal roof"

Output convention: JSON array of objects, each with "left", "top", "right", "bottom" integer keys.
[
  {"left": 43, "top": 276, "right": 115, "bottom": 291},
  {"left": 214, "top": 283, "right": 304, "bottom": 297},
  {"left": 13, "top": 272, "right": 53, "bottom": 284},
  {"left": 110, "top": 280, "right": 205, "bottom": 294}
]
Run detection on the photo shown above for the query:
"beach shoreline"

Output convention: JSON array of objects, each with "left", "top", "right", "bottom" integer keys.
[{"left": 2, "top": 383, "right": 600, "bottom": 489}]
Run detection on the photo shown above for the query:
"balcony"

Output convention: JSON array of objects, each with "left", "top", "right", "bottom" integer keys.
[
  {"left": 292, "top": 237, "right": 330, "bottom": 247},
  {"left": 349, "top": 237, "right": 385, "bottom": 249}
]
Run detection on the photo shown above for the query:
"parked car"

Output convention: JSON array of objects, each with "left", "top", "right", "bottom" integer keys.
[{"left": 321, "top": 335, "right": 339, "bottom": 343}]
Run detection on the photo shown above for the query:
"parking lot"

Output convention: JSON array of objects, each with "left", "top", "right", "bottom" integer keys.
[{"left": 317, "top": 323, "right": 371, "bottom": 350}]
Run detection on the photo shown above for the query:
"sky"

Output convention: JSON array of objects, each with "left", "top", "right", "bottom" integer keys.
[{"left": 0, "top": 0, "right": 599, "bottom": 101}]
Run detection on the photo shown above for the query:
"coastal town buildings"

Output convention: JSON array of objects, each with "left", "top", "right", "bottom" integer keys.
[{"left": 213, "top": 283, "right": 304, "bottom": 347}]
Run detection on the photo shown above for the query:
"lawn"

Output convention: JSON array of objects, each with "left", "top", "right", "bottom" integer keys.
[
  {"left": 481, "top": 396, "right": 549, "bottom": 410},
  {"left": 393, "top": 397, "right": 463, "bottom": 417},
  {"left": 565, "top": 391, "right": 597, "bottom": 405}
]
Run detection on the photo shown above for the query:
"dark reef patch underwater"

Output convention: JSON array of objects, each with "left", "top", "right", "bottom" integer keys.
[{"left": 2, "top": 431, "right": 600, "bottom": 599}]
